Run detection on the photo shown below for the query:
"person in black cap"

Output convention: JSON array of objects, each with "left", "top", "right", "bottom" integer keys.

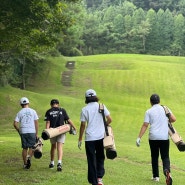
[
  {"left": 44, "top": 99, "right": 76, "bottom": 171},
  {"left": 136, "top": 94, "right": 176, "bottom": 185}
]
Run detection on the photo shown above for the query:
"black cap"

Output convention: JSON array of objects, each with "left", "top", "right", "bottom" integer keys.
[
  {"left": 150, "top": 94, "right": 160, "bottom": 104},
  {"left": 50, "top": 99, "right": 59, "bottom": 105}
]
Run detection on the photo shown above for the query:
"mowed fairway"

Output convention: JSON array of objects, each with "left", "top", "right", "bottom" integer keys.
[{"left": 0, "top": 54, "right": 185, "bottom": 185}]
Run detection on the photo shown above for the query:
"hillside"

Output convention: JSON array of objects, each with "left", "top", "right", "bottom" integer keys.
[{"left": 1, "top": 54, "right": 185, "bottom": 185}]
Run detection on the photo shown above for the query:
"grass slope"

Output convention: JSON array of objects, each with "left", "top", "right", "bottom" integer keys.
[{"left": 1, "top": 54, "right": 185, "bottom": 185}]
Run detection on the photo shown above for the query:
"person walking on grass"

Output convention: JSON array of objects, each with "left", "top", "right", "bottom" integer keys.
[
  {"left": 13, "top": 97, "right": 39, "bottom": 169},
  {"left": 136, "top": 94, "right": 176, "bottom": 185},
  {"left": 44, "top": 99, "right": 76, "bottom": 172},
  {"left": 78, "top": 89, "right": 112, "bottom": 185}
]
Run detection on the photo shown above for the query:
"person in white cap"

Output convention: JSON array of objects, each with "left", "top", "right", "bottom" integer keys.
[
  {"left": 13, "top": 97, "right": 39, "bottom": 169},
  {"left": 78, "top": 89, "right": 112, "bottom": 185}
]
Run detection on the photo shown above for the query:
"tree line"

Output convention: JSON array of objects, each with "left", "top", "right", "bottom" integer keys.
[
  {"left": 1, "top": 0, "right": 185, "bottom": 88},
  {"left": 81, "top": 1, "right": 185, "bottom": 56}
]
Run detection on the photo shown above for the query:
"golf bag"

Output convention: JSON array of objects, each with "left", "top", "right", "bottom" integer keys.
[
  {"left": 32, "top": 137, "right": 43, "bottom": 159},
  {"left": 103, "top": 126, "right": 117, "bottom": 159},
  {"left": 42, "top": 124, "right": 71, "bottom": 140},
  {"left": 99, "top": 104, "right": 117, "bottom": 160},
  {"left": 162, "top": 105, "right": 185, "bottom": 152}
]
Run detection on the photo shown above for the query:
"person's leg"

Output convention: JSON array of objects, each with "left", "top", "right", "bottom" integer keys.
[
  {"left": 56, "top": 134, "right": 65, "bottom": 171},
  {"left": 85, "top": 141, "right": 97, "bottom": 185},
  {"left": 28, "top": 148, "right": 33, "bottom": 157},
  {"left": 95, "top": 139, "right": 105, "bottom": 179},
  {"left": 159, "top": 140, "right": 170, "bottom": 174},
  {"left": 56, "top": 142, "right": 63, "bottom": 171},
  {"left": 56, "top": 134, "right": 65, "bottom": 163},
  {"left": 57, "top": 142, "right": 63, "bottom": 160},
  {"left": 22, "top": 148, "right": 28, "bottom": 165},
  {"left": 160, "top": 139, "right": 172, "bottom": 185},
  {"left": 21, "top": 134, "right": 29, "bottom": 167},
  {"left": 149, "top": 140, "right": 160, "bottom": 178},
  {"left": 50, "top": 143, "right": 56, "bottom": 161}
]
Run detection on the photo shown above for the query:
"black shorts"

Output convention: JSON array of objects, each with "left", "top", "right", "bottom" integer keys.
[{"left": 21, "top": 133, "right": 36, "bottom": 149}]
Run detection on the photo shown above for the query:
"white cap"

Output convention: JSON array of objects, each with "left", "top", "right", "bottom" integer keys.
[
  {"left": 85, "top": 89, "right": 97, "bottom": 97},
  {"left": 20, "top": 97, "right": 29, "bottom": 105}
]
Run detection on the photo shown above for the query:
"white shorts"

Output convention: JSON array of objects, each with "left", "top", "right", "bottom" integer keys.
[{"left": 50, "top": 134, "right": 66, "bottom": 144}]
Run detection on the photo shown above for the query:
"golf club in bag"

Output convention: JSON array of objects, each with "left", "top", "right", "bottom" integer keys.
[
  {"left": 32, "top": 137, "right": 43, "bottom": 159},
  {"left": 162, "top": 105, "right": 185, "bottom": 152},
  {"left": 99, "top": 104, "right": 117, "bottom": 160},
  {"left": 41, "top": 124, "right": 74, "bottom": 140}
]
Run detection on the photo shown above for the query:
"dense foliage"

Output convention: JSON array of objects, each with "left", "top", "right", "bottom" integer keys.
[
  {"left": 81, "top": 0, "right": 185, "bottom": 55},
  {"left": 0, "top": 0, "right": 83, "bottom": 88}
]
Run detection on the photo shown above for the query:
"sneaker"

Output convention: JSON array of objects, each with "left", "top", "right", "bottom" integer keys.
[
  {"left": 57, "top": 163, "right": 62, "bottom": 172},
  {"left": 165, "top": 170, "right": 172, "bottom": 185},
  {"left": 49, "top": 163, "right": 54, "bottom": 169},
  {"left": 26, "top": 157, "right": 31, "bottom": 169},
  {"left": 151, "top": 177, "right": 160, "bottom": 182},
  {"left": 97, "top": 178, "right": 103, "bottom": 185}
]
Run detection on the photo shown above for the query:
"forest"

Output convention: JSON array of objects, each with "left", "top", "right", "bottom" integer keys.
[{"left": 1, "top": 0, "right": 185, "bottom": 88}]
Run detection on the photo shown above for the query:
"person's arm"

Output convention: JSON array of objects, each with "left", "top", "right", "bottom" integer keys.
[
  {"left": 106, "top": 115, "right": 112, "bottom": 126},
  {"left": 68, "top": 119, "right": 77, "bottom": 130},
  {"left": 78, "top": 121, "right": 86, "bottom": 141},
  {"left": 78, "top": 121, "right": 86, "bottom": 149},
  {"left": 136, "top": 122, "right": 149, "bottom": 147},
  {"left": 13, "top": 121, "right": 20, "bottom": 134},
  {"left": 169, "top": 113, "right": 176, "bottom": 123},
  {"left": 138, "top": 122, "right": 149, "bottom": 139},
  {"left": 34, "top": 119, "right": 39, "bottom": 138},
  {"left": 46, "top": 121, "right": 50, "bottom": 129}
]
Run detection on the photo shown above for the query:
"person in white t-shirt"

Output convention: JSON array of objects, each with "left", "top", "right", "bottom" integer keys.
[
  {"left": 136, "top": 94, "right": 176, "bottom": 185},
  {"left": 13, "top": 97, "right": 39, "bottom": 169},
  {"left": 78, "top": 89, "right": 112, "bottom": 185}
]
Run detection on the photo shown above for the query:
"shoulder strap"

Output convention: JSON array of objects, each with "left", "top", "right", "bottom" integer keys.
[
  {"left": 99, "top": 103, "right": 109, "bottom": 136},
  {"left": 161, "top": 105, "right": 175, "bottom": 134},
  {"left": 161, "top": 105, "right": 171, "bottom": 119}
]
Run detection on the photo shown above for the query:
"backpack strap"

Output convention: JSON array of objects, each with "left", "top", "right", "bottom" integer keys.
[{"left": 99, "top": 103, "right": 109, "bottom": 136}]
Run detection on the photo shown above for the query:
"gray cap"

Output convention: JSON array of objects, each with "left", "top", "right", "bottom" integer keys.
[{"left": 85, "top": 89, "right": 97, "bottom": 97}]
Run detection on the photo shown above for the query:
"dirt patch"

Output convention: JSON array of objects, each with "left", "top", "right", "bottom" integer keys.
[{"left": 61, "top": 61, "right": 75, "bottom": 86}]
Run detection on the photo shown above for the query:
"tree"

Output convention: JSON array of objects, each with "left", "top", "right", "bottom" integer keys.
[
  {"left": 57, "top": 2, "right": 86, "bottom": 56},
  {"left": 130, "top": 8, "right": 146, "bottom": 52},
  {"left": 145, "top": 9, "right": 158, "bottom": 54},
  {"left": 81, "top": 12, "right": 101, "bottom": 54},
  {"left": 0, "top": 0, "right": 81, "bottom": 88},
  {"left": 171, "top": 14, "right": 185, "bottom": 55},
  {"left": 134, "top": 19, "right": 151, "bottom": 52}
]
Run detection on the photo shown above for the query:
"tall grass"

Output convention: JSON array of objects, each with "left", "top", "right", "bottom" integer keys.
[{"left": 1, "top": 54, "right": 185, "bottom": 185}]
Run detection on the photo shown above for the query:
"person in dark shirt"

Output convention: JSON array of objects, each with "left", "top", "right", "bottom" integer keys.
[{"left": 44, "top": 99, "right": 76, "bottom": 171}]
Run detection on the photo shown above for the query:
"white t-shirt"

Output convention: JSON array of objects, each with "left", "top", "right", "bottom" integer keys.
[
  {"left": 80, "top": 102, "right": 110, "bottom": 141},
  {"left": 144, "top": 104, "right": 171, "bottom": 140},
  {"left": 15, "top": 107, "right": 39, "bottom": 134}
]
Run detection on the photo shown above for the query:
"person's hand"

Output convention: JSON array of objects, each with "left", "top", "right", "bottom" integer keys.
[
  {"left": 78, "top": 141, "right": 82, "bottom": 150},
  {"left": 136, "top": 137, "right": 141, "bottom": 147}
]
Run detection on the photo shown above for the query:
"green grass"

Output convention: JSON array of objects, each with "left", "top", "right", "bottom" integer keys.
[{"left": 1, "top": 54, "right": 185, "bottom": 185}]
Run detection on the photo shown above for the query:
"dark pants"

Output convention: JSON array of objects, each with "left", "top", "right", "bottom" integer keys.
[
  {"left": 85, "top": 139, "right": 105, "bottom": 184},
  {"left": 149, "top": 139, "right": 170, "bottom": 178}
]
